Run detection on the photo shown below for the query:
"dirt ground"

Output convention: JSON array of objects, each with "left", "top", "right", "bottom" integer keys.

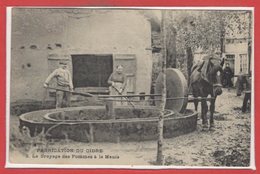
[
  {"left": 9, "top": 88, "right": 252, "bottom": 167},
  {"left": 162, "top": 88, "right": 252, "bottom": 167}
]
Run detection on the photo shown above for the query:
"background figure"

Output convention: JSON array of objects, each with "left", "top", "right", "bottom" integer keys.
[
  {"left": 107, "top": 65, "right": 127, "bottom": 105},
  {"left": 44, "top": 61, "right": 74, "bottom": 108},
  {"left": 242, "top": 73, "right": 252, "bottom": 112},
  {"left": 236, "top": 68, "right": 249, "bottom": 96},
  {"left": 223, "top": 63, "right": 234, "bottom": 89}
]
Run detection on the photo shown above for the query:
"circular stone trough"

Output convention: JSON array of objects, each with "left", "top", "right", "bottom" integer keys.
[{"left": 19, "top": 106, "right": 198, "bottom": 143}]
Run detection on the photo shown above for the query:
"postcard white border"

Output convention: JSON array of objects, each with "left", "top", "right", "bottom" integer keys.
[{"left": 5, "top": 6, "right": 255, "bottom": 170}]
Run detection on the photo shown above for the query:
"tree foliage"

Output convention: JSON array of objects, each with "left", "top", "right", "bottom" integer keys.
[
  {"left": 162, "top": 10, "right": 251, "bottom": 80},
  {"left": 166, "top": 10, "right": 251, "bottom": 55}
]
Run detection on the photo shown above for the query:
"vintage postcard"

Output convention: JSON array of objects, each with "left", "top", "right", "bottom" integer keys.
[{"left": 6, "top": 7, "right": 254, "bottom": 168}]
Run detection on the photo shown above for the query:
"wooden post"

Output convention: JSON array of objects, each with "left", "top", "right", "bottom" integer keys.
[
  {"left": 106, "top": 98, "right": 115, "bottom": 119},
  {"left": 166, "top": 11, "right": 177, "bottom": 68},
  {"left": 105, "top": 99, "right": 120, "bottom": 143},
  {"left": 186, "top": 47, "right": 193, "bottom": 86},
  {"left": 157, "top": 10, "right": 167, "bottom": 165},
  {"left": 89, "top": 123, "right": 94, "bottom": 143},
  {"left": 220, "top": 13, "right": 225, "bottom": 58}
]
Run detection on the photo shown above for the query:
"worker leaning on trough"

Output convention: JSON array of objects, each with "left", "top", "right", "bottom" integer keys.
[{"left": 44, "top": 61, "right": 74, "bottom": 108}]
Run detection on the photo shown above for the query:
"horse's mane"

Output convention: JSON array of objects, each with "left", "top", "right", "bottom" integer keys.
[{"left": 191, "top": 61, "right": 204, "bottom": 73}]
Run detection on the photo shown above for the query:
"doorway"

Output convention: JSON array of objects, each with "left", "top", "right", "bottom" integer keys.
[{"left": 71, "top": 54, "right": 113, "bottom": 90}]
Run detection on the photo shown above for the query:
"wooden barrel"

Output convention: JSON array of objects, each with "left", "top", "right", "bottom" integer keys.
[{"left": 155, "top": 68, "right": 188, "bottom": 113}]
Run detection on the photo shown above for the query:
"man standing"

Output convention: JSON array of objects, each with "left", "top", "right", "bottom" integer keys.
[
  {"left": 44, "top": 61, "right": 74, "bottom": 108},
  {"left": 236, "top": 68, "right": 248, "bottom": 96},
  {"left": 223, "top": 63, "right": 233, "bottom": 89}
]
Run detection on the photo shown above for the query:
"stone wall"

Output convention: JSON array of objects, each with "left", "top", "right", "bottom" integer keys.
[{"left": 10, "top": 9, "right": 153, "bottom": 102}]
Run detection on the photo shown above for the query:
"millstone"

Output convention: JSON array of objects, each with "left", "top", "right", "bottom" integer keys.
[{"left": 155, "top": 68, "right": 188, "bottom": 113}]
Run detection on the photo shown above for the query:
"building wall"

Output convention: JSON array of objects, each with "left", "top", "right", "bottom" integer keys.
[
  {"left": 225, "top": 41, "right": 248, "bottom": 76},
  {"left": 10, "top": 9, "right": 153, "bottom": 102},
  {"left": 225, "top": 41, "right": 248, "bottom": 53}
]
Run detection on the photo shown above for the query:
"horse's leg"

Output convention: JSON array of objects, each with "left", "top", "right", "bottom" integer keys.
[
  {"left": 201, "top": 98, "right": 208, "bottom": 130},
  {"left": 192, "top": 85, "right": 199, "bottom": 113},
  {"left": 193, "top": 95, "right": 199, "bottom": 120},
  {"left": 209, "top": 97, "right": 216, "bottom": 129},
  {"left": 194, "top": 95, "right": 199, "bottom": 112}
]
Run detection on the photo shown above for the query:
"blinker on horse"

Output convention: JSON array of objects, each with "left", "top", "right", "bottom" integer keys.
[{"left": 190, "top": 55, "right": 225, "bottom": 131}]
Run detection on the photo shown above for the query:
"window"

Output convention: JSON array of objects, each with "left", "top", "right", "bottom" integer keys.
[
  {"left": 71, "top": 54, "right": 113, "bottom": 88},
  {"left": 239, "top": 54, "right": 248, "bottom": 73},
  {"left": 226, "top": 54, "right": 235, "bottom": 60},
  {"left": 226, "top": 39, "right": 234, "bottom": 44}
]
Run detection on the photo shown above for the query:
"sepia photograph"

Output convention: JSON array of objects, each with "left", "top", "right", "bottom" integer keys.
[{"left": 6, "top": 7, "right": 254, "bottom": 168}]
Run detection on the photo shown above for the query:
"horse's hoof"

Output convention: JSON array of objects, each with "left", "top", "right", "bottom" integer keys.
[
  {"left": 209, "top": 123, "right": 215, "bottom": 131},
  {"left": 201, "top": 127, "right": 208, "bottom": 132},
  {"left": 201, "top": 124, "right": 208, "bottom": 131},
  {"left": 210, "top": 124, "right": 215, "bottom": 128}
]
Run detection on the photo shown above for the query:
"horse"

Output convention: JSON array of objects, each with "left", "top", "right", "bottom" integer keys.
[{"left": 190, "top": 55, "right": 224, "bottom": 130}]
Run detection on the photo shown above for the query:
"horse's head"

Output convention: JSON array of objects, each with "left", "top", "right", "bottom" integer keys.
[{"left": 198, "top": 55, "right": 225, "bottom": 96}]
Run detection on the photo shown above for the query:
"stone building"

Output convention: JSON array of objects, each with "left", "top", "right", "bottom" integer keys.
[
  {"left": 10, "top": 9, "right": 160, "bottom": 103},
  {"left": 224, "top": 11, "right": 252, "bottom": 77},
  {"left": 224, "top": 37, "right": 251, "bottom": 76}
]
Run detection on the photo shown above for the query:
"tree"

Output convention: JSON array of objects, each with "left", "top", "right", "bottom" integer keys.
[
  {"left": 165, "top": 11, "right": 177, "bottom": 68},
  {"left": 167, "top": 10, "right": 252, "bottom": 82},
  {"left": 156, "top": 10, "right": 167, "bottom": 165}
]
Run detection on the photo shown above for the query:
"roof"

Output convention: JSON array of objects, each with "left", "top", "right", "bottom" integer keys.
[{"left": 141, "top": 11, "right": 161, "bottom": 32}]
